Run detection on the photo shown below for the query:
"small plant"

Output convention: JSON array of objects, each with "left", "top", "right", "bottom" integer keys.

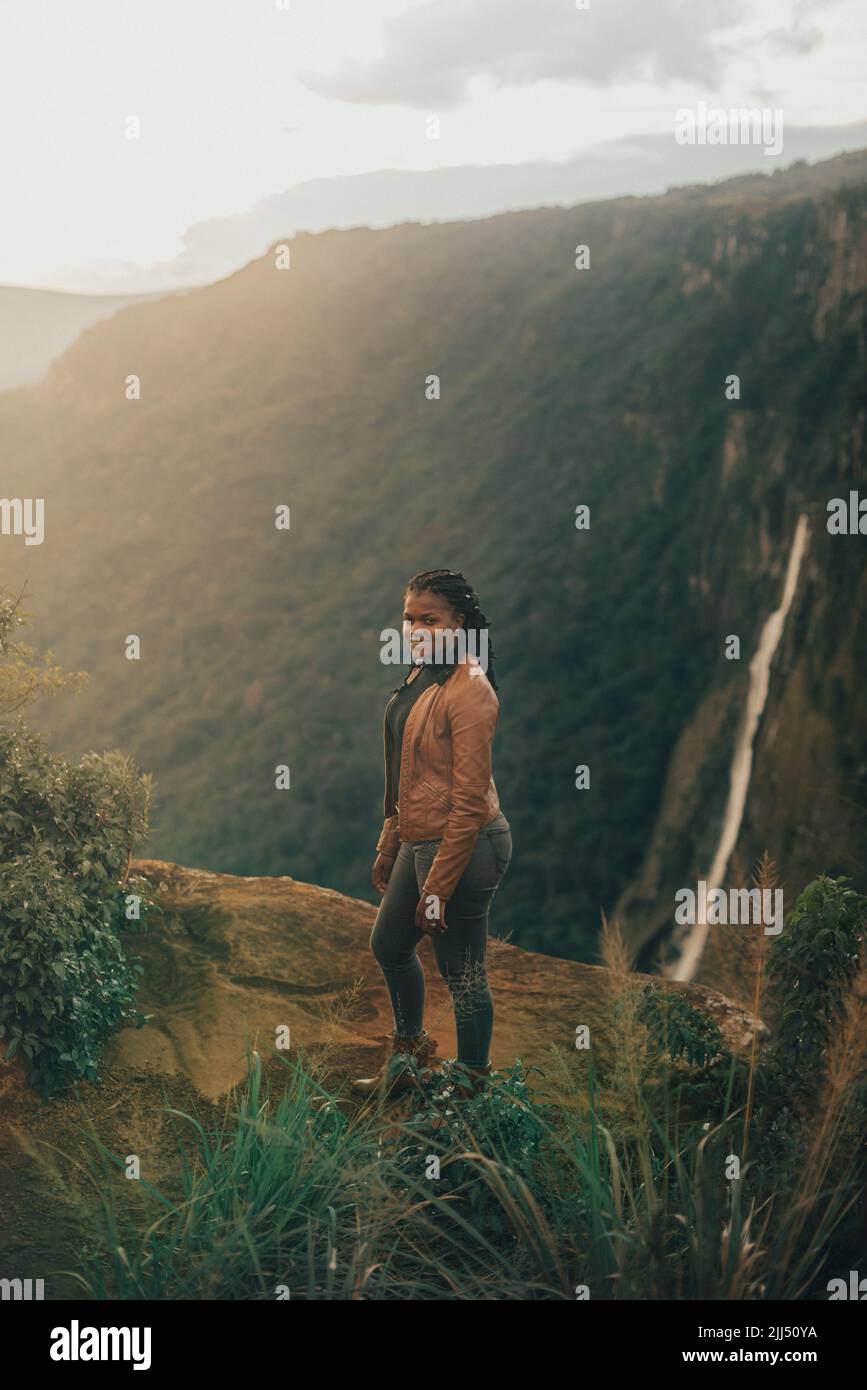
[
  {"left": 629, "top": 984, "right": 727, "bottom": 1070},
  {"left": 396, "top": 1059, "right": 558, "bottom": 1247}
]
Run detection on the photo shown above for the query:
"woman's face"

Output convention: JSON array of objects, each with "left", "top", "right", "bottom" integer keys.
[{"left": 403, "top": 589, "right": 464, "bottom": 662}]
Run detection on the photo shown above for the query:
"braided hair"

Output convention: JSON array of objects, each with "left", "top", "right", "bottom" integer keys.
[{"left": 404, "top": 568, "right": 499, "bottom": 692}]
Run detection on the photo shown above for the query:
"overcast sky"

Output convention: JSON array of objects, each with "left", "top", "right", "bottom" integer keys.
[{"left": 1, "top": 0, "right": 865, "bottom": 291}]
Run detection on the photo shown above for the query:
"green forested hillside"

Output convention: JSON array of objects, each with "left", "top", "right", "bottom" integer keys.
[{"left": 2, "top": 151, "right": 866, "bottom": 961}]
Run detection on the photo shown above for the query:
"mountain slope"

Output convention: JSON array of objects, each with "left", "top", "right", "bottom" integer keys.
[
  {"left": 74, "top": 120, "right": 867, "bottom": 292},
  {"left": 2, "top": 149, "right": 866, "bottom": 962}
]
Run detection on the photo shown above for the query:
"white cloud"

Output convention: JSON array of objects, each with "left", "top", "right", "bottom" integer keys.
[{"left": 299, "top": 0, "right": 749, "bottom": 108}]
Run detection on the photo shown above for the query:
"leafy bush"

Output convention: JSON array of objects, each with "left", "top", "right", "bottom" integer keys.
[
  {"left": 622, "top": 983, "right": 727, "bottom": 1070},
  {"left": 766, "top": 874, "right": 867, "bottom": 1085},
  {"left": 0, "top": 722, "right": 154, "bottom": 1094}
]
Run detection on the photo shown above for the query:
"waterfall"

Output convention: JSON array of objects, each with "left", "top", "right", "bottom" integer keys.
[{"left": 670, "top": 514, "right": 810, "bottom": 983}]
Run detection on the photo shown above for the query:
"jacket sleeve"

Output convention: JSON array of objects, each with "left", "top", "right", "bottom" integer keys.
[
  {"left": 376, "top": 814, "right": 400, "bottom": 859},
  {"left": 421, "top": 674, "right": 499, "bottom": 903}
]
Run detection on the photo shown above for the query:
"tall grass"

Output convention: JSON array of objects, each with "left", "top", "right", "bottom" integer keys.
[{"left": 67, "top": 874, "right": 866, "bottom": 1301}]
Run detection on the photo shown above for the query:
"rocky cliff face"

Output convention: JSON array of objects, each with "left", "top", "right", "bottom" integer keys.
[
  {"left": 615, "top": 181, "right": 867, "bottom": 970},
  {"left": 0, "top": 861, "right": 761, "bottom": 1295}
]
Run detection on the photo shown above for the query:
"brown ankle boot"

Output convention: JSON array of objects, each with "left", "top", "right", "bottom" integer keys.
[{"left": 350, "top": 1030, "right": 437, "bottom": 1098}]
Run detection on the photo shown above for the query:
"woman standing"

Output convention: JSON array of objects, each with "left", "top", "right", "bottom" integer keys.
[{"left": 352, "top": 569, "right": 512, "bottom": 1101}]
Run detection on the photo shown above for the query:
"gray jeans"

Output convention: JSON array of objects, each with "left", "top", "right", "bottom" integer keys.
[{"left": 370, "top": 812, "right": 512, "bottom": 1067}]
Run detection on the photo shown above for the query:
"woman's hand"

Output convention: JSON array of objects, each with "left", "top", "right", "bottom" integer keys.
[
  {"left": 416, "top": 893, "right": 448, "bottom": 935},
  {"left": 372, "top": 852, "right": 395, "bottom": 895}
]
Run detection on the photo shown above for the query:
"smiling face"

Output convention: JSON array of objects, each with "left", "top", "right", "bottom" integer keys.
[{"left": 403, "top": 588, "right": 464, "bottom": 663}]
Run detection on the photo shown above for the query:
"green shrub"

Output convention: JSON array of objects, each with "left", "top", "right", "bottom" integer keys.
[
  {"left": 767, "top": 874, "right": 867, "bottom": 1087},
  {"left": 625, "top": 983, "right": 727, "bottom": 1070},
  {"left": 0, "top": 723, "right": 154, "bottom": 1094}
]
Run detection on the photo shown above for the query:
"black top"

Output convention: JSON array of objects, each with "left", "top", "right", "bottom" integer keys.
[{"left": 387, "top": 663, "right": 440, "bottom": 812}]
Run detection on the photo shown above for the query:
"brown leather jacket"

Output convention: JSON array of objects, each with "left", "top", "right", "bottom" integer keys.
[{"left": 376, "top": 657, "right": 501, "bottom": 902}]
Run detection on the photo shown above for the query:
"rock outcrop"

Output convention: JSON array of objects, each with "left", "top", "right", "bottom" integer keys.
[
  {"left": 113, "top": 860, "right": 763, "bottom": 1098},
  {"left": 0, "top": 860, "right": 763, "bottom": 1298}
]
